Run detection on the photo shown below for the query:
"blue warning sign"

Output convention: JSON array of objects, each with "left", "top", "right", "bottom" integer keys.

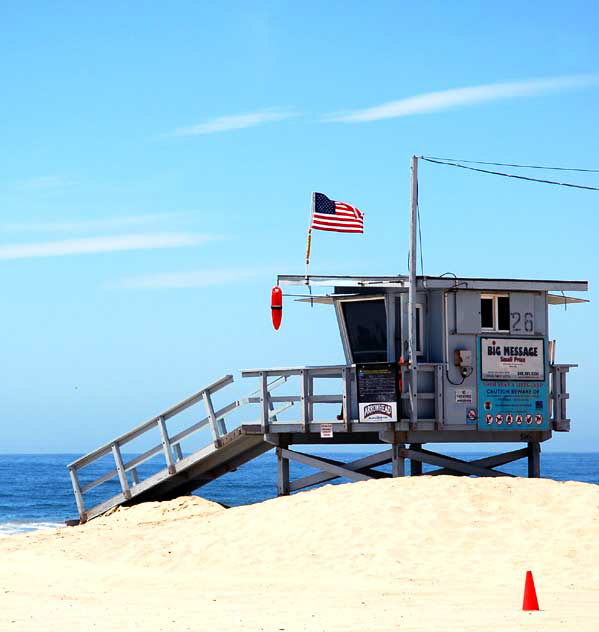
[{"left": 477, "top": 337, "right": 549, "bottom": 431}]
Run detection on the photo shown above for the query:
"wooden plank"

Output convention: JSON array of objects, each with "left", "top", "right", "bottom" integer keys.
[
  {"left": 289, "top": 449, "right": 393, "bottom": 491},
  {"left": 400, "top": 447, "right": 513, "bottom": 477},
  {"left": 242, "top": 365, "right": 347, "bottom": 378},
  {"left": 80, "top": 468, "right": 119, "bottom": 495},
  {"left": 310, "top": 395, "right": 343, "bottom": 404},
  {"left": 429, "top": 447, "right": 529, "bottom": 476},
  {"left": 281, "top": 448, "right": 371, "bottom": 483}
]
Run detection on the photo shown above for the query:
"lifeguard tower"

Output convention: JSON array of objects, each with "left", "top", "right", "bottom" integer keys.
[{"left": 67, "top": 158, "right": 589, "bottom": 523}]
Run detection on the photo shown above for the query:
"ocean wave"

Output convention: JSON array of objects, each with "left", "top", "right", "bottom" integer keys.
[{"left": 0, "top": 521, "right": 64, "bottom": 537}]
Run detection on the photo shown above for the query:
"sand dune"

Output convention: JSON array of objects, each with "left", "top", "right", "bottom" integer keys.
[{"left": 1, "top": 477, "right": 598, "bottom": 631}]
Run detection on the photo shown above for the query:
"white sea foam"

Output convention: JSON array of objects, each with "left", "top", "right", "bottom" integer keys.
[{"left": 0, "top": 521, "right": 64, "bottom": 537}]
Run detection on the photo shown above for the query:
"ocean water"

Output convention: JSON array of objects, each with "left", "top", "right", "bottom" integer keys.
[{"left": 1, "top": 451, "right": 598, "bottom": 536}]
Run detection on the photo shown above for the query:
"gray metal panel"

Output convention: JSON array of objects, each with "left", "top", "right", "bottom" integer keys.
[
  {"left": 427, "top": 291, "right": 445, "bottom": 363},
  {"left": 444, "top": 333, "right": 478, "bottom": 425},
  {"left": 455, "top": 291, "right": 481, "bottom": 334},
  {"left": 509, "top": 292, "right": 538, "bottom": 335}
]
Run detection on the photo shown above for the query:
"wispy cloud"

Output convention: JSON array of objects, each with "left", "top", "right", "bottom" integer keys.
[
  {"left": 0, "top": 233, "right": 219, "bottom": 261},
  {"left": 109, "top": 266, "right": 275, "bottom": 290},
  {"left": 325, "top": 74, "right": 599, "bottom": 122},
  {"left": 1, "top": 212, "right": 189, "bottom": 233},
  {"left": 17, "top": 175, "right": 69, "bottom": 190},
  {"left": 170, "top": 109, "right": 298, "bottom": 136}
]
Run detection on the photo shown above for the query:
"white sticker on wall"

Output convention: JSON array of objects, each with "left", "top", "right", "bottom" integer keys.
[{"left": 455, "top": 388, "right": 473, "bottom": 404}]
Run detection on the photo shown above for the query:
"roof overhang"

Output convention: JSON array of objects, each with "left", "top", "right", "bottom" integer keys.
[{"left": 278, "top": 274, "right": 589, "bottom": 293}]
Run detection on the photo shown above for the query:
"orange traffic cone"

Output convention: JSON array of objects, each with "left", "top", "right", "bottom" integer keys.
[{"left": 522, "top": 570, "right": 540, "bottom": 611}]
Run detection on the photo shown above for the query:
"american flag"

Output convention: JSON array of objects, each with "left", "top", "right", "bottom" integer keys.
[{"left": 310, "top": 192, "right": 364, "bottom": 233}]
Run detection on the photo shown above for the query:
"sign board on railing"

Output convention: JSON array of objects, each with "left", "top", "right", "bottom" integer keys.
[
  {"left": 320, "top": 423, "right": 333, "bottom": 438},
  {"left": 356, "top": 363, "right": 398, "bottom": 422}
]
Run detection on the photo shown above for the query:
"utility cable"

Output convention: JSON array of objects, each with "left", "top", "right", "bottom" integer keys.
[
  {"left": 422, "top": 156, "right": 599, "bottom": 173},
  {"left": 419, "top": 157, "right": 599, "bottom": 191}
]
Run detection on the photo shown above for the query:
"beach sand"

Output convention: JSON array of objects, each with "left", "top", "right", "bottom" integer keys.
[{"left": 1, "top": 476, "right": 598, "bottom": 631}]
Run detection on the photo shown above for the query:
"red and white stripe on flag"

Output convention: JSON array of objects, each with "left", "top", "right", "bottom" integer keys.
[{"left": 310, "top": 200, "right": 364, "bottom": 233}]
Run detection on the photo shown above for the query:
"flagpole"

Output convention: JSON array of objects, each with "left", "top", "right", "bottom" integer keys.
[
  {"left": 305, "top": 228, "right": 312, "bottom": 278},
  {"left": 408, "top": 155, "right": 419, "bottom": 428},
  {"left": 305, "top": 192, "right": 315, "bottom": 282}
]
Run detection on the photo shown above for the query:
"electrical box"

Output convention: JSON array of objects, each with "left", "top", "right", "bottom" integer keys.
[{"left": 454, "top": 349, "right": 472, "bottom": 368}]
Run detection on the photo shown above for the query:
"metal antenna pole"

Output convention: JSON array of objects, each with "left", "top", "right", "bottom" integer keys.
[{"left": 408, "top": 155, "right": 418, "bottom": 427}]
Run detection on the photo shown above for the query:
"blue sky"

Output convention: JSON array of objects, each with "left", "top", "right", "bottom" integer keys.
[{"left": 1, "top": 1, "right": 597, "bottom": 453}]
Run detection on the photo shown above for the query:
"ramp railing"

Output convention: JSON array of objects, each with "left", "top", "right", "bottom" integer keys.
[{"left": 67, "top": 373, "right": 289, "bottom": 521}]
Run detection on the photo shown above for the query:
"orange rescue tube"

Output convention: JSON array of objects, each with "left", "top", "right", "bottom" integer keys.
[{"left": 271, "top": 286, "right": 283, "bottom": 330}]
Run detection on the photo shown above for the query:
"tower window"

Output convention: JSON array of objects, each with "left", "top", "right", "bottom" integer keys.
[{"left": 481, "top": 294, "right": 510, "bottom": 332}]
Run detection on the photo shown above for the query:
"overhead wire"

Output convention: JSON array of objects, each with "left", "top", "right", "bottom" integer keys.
[
  {"left": 419, "top": 157, "right": 599, "bottom": 191},
  {"left": 421, "top": 156, "right": 599, "bottom": 173}
]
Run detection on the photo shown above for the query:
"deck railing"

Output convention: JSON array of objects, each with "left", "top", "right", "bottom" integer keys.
[
  {"left": 68, "top": 362, "right": 573, "bottom": 520},
  {"left": 241, "top": 363, "right": 445, "bottom": 430},
  {"left": 550, "top": 364, "right": 575, "bottom": 431}
]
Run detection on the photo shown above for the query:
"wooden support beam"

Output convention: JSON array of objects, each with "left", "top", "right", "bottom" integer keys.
[
  {"left": 528, "top": 442, "right": 541, "bottom": 478},
  {"left": 202, "top": 390, "right": 221, "bottom": 445},
  {"left": 68, "top": 466, "right": 87, "bottom": 520},
  {"left": 399, "top": 447, "right": 513, "bottom": 478},
  {"left": 111, "top": 442, "right": 132, "bottom": 499},
  {"left": 289, "top": 449, "right": 393, "bottom": 492},
  {"left": 280, "top": 448, "right": 372, "bottom": 483},
  {"left": 156, "top": 416, "right": 176, "bottom": 475},
  {"left": 429, "top": 447, "right": 529, "bottom": 476},
  {"left": 173, "top": 443, "right": 184, "bottom": 462},
  {"left": 409, "top": 443, "right": 423, "bottom": 476},
  {"left": 276, "top": 445, "right": 290, "bottom": 496},
  {"left": 301, "top": 370, "right": 312, "bottom": 432},
  {"left": 342, "top": 366, "right": 352, "bottom": 432},
  {"left": 260, "top": 373, "right": 270, "bottom": 434},
  {"left": 392, "top": 443, "right": 406, "bottom": 477},
  {"left": 434, "top": 365, "right": 444, "bottom": 429}
]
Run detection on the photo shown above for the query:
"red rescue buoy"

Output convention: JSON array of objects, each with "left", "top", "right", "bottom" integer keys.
[{"left": 271, "top": 286, "right": 283, "bottom": 330}]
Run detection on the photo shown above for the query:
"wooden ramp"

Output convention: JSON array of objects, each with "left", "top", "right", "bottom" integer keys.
[
  {"left": 80, "top": 425, "right": 269, "bottom": 522},
  {"left": 67, "top": 373, "right": 292, "bottom": 523}
]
